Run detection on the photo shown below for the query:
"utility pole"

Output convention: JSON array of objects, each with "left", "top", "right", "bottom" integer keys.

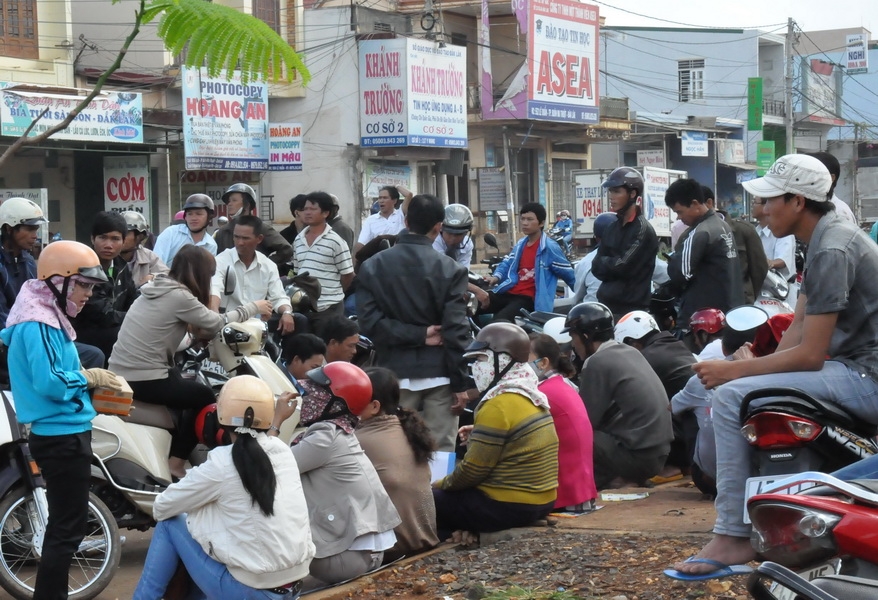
[{"left": 785, "top": 17, "right": 796, "bottom": 154}]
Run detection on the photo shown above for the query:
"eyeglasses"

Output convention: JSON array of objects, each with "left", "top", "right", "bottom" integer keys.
[{"left": 73, "top": 281, "right": 96, "bottom": 291}]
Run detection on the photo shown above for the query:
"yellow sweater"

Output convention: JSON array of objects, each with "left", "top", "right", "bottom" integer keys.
[{"left": 439, "top": 392, "right": 559, "bottom": 505}]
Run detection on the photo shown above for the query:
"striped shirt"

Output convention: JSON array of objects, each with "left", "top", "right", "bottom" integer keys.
[{"left": 293, "top": 225, "right": 353, "bottom": 311}]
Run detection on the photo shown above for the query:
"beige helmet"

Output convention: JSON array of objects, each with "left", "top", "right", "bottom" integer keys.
[
  {"left": 37, "top": 241, "right": 107, "bottom": 283},
  {"left": 216, "top": 375, "right": 275, "bottom": 429},
  {"left": 0, "top": 197, "right": 47, "bottom": 228}
]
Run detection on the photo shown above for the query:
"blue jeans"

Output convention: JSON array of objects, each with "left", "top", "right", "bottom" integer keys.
[
  {"left": 711, "top": 361, "right": 878, "bottom": 538},
  {"left": 833, "top": 454, "right": 878, "bottom": 480},
  {"left": 133, "top": 516, "right": 296, "bottom": 600}
]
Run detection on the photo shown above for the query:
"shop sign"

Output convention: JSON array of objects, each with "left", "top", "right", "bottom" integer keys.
[
  {"left": 268, "top": 123, "right": 303, "bottom": 171},
  {"left": 681, "top": 131, "right": 708, "bottom": 157},
  {"left": 103, "top": 155, "right": 150, "bottom": 215},
  {"left": 364, "top": 165, "right": 412, "bottom": 199}
]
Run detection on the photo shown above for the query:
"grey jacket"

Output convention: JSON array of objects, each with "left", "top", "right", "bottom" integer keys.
[{"left": 292, "top": 422, "right": 401, "bottom": 559}]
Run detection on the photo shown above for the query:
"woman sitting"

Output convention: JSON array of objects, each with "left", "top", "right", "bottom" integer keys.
[
  {"left": 292, "top": 362, "right": 401, "bottom": 589},
  {"left": 109, "top": 245, "right": 271, "bottom": 479},
  {"left": 433, "top": 323, "right": 559, "bottom": 542},
  {"left": 529, "top": 333, "right": 597, "bottom": 511},
  {"left": 133, "top": 376, "right": 314, "bottom": 599},
  {"left": 357, "top": 367, "right": 439, "bottom": 562}
]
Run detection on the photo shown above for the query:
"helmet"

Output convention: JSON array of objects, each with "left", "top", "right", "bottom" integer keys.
[
  {"left": 306, "top": 362, "right": 372, "bottom": 416},
  {"left": 195, "top": 404, "right": 232, "bottom": 448},
  {"left": 463, "top": 322, "right": 530, "bottom": 363},
  {"left": 690, "top": 308, "right": 726, "bottom": 335},
  {"left": 222, "top": 183, "right": 256, "bottom": 209},
  {"left": 0, "top": 197, "right": 47, "bottom": 228},
  {"left": 558, "top": 209, "right": 570, "bottom": 218},
  {"left": 602, "top": 167, "right": 644, "bottom": 196},
  {"left": 216, "top": 375, "right": 275, "bottom": 429},
  {"left": 183, "top": 194, "right": 215, "bottom": 215},
  {"left": 562, "top": 302, "right": 614, "bottom": 336},
  {"left": 442, "top": 204, "right": 474, "bottom": 235},
  {"left": 593, "top": 212, "right": 616, "bottom": 239},
  {"left": 37, "top": 241, "right": 107, "bottom": 283},
  {"left": 542, "top": 316, "right": 571, "bottom": 345},
  {"left": 174, "top": 210, "right": 185, "bottom": 222},
  {"left": 614, "top": 310, "right": 659, "bottom": 343},
  {"left": 120, "top": 211, "right": 149, "bottom": 234}
]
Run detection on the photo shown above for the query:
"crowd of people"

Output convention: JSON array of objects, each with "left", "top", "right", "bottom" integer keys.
[{"left": 4, "top": 149, "right": 878, "bottom": 598}]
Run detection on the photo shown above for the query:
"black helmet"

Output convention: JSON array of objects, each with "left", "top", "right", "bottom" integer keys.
[
  {"left": 464, "top": 322, "right": 530, "bottom": 363},
  {"left": 442, "top": 204, "right": 474, "bottom": 235},
  {"left": 562, "top": 302, "right": 615, "bottom": 336},
  {"left": 222, "top": 183, "right": 256, "bottom": 209},
  {"left": 183, "top": 194, "right": 215, "bottom": 216},
  {"left": 602, "top": 167, "right": 644, "bottom": 196},
  {"left": 593, "top": 212, "right": 616, "bottom": 239}
]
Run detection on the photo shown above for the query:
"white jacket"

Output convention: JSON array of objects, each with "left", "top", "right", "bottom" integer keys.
[{"left": 153, "top": 435, "right": 315, "bottom": 588}]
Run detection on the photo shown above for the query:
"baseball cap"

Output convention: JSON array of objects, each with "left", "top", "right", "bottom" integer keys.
[{"left": 742, "top": 154, "right": 831, "bottom": 202}]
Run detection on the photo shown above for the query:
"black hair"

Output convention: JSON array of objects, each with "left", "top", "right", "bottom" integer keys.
[
  {"left": 170, "top": 245, "right": 215, "bottom": 306},
  {"left": 321, "top": 315, "right": 359, "bottom": 344},
  {"left": 303, "top": 191, "right": 334, "bottom": 214},
  {"left": 406, "top": 194, "right": 445, "bottom": 235},
  {"left": 235, "top": 214, "right": 264, "bottom": 237},
  {"left": 232, "top": 434, "right": 277, "bottom": 516},
  {"left": 807, "top": 151, "right": 839, "bottom": 197},
  {"left": 721, "top": 326, "right": 759, "bottom": 356},
  {"left": 701, "top": 185, "right": 715, "bottom": 204},
  {"left": 281, "top": 332, "right": 326, "bottom": 364},
  {"left": 781, "top": 192, "right": 835, "bottom": 217},
  {"left": 365, "top": 367, "right": 436, "bottom": 464},
  {"left": 91, "top": 211, "right": 127, "bottom": 238},
  {"left": 380, "top": 186, "right": 401, "bottom": 201},
  {"left": 529, "top": 333, "right": 576, "bottom": 378},
  {"left": 520, "top": 202, "right": 547, "bottom": 226},
  {"left": 665, "top": 178, "right": 705, "bottom": 209},
  {"left": 289, "top": 193, "right": 308, "bottom": 215}
]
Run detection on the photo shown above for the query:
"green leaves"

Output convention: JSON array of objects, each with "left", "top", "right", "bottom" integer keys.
[{"left": 144, "top": 0, "right": 310, "bottom": 84}]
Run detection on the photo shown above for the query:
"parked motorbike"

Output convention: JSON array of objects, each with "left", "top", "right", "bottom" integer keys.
[
  {"left": 755, "top": 269, "right": 795, "bottom": 317},
  {"left": 0, "top": 390, "right": 121, "bottom": 600},
  {"left": 481, "top": 233, "right": 506, "bottom": 273},
  {"left": 748, "top": 561, "right": 878, "bottom": 600}
]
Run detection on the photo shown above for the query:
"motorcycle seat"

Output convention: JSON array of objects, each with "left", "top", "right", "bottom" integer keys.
[
  {"left": 119, "top": 400, "right": 176, "bottom": 431},
  {"left": 523, "top": 311, "right": 562, "bottom": 326},
  {"left": 812, "top": 573, "right": 878, "bottom": 597}
]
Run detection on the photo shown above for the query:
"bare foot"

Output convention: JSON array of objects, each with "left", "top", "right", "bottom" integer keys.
[
  {"left": 672, "top": 535, "right": 756, "bottom": 574},
  {"left": 449, "top": 530, "right": 479, "bottom": 547}
]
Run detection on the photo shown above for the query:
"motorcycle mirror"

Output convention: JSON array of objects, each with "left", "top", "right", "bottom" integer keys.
[
  {"left": 726, "top": 305, "right": 769, "bottom": 332},
  {"left": 223, "top": 266, "right": 237, "bottom": 296},
  {"left": 217, "top": 216, "right": 229, "bottom": 226},
  {"left": 483, "top": 233, "right": 499, "bottom": 249}
]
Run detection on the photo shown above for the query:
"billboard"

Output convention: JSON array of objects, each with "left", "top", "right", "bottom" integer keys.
[
  {"left": 181, "top": 67, "right": 270, "bottom": 171},
  {"left": 358, "top": 39, "right": 467, "bottom": 148}
]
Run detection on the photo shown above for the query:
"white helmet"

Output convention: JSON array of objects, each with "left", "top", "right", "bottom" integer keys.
[
  {"left": 614, "top": 310, "right": 659, "bottom": 343},
  {"left": 0, "top": 197, "right": 46, "bottom": 228},
  {"left": 120, "top": 211, "right": 149, "bottom": 234},
  {"left": 542, "top": 317, "right": 571, "bottom": 345}
]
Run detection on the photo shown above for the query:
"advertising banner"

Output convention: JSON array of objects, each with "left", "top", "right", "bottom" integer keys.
[
  {"left": 181, "top": 67, "right": 269, "bottom": 171},
  {"left": 643, "top": 167, "right": 687, "bottom": 238},
  {"left": 364, "top": 164, "right": 412, "bottom": 199},
  {"left": 0, "top": 86, "right": 142, "bottom": 143},
  {"left": 358, "top": 39, "right": 467, "bottom": 148},
  {"left": 572, "top": 170, "right": 605, "bottom": 235},
  {"left": 527, "top": 0, "right": 600, "bottom": 123},
  {"left": 268, "top": 123, "right": 303, "bottom": 171},
  {"left": 747, "top": 77, "right": 763, "bottom": 130},
  {"left": 103, "top": 155, "right": 151, "bottom": 215},
  {"left": 478, "top": 168, "right": 508, "bottom": 212}
]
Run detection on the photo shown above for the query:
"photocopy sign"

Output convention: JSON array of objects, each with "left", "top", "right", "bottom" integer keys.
[
  {"left": 681, "top": 131, "right": 708, "bottom": 157},
  {"left": 845, "top": 34, "right": 868, "bottom": 74},
  {"left": 103, "top": 155, "right": 150, "bottom": 214},
  {"left": 268, "top": 123, "right": 303, "bottom": 171},
  {"left": 527, "top": 0, "right": 600, "bottom": 123},
  {"left": 181, "top": 67, "right": 269, "bottom": 171},
  {"left": 358, "top": 39, "right": 467, "bottom": 148}
]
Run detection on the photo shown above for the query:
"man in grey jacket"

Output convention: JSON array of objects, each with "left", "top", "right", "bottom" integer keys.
[{"left": 356, "top": 194, "right": 472, "bottom": 451}]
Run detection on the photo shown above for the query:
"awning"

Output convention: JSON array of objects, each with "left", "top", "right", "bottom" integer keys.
[{"left": 720, "top": 162, "right": 759, "bottom": 170}]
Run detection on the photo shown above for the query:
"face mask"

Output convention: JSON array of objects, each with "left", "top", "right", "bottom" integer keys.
[
  {"left": 529, "top": 359, "right": 546, "bottom": 380},
  {"left": 470, "top": 359, "right": 495, "bottom": 392}
]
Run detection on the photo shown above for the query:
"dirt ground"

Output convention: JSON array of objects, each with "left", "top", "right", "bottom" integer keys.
[{"left": 308, "top": 479, "right": 753, "bottom": 600}]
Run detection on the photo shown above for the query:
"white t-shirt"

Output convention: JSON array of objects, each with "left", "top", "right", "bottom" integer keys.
[{"left": 357, "top": 210, "right": 406, "bottom": 245}]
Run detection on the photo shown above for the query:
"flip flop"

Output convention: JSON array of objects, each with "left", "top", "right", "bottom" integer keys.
[
  {"left": 663, "top": 557, "right": 754, "bottom": 581},
  {"left": 649, "top": 473, "right": 684, "bottom": 485}
]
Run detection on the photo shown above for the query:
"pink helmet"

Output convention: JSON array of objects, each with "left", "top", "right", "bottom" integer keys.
[
  {"left": 174, "top": 210, "right": 185, "bottom": 221},
  {"left": 690, "top": 308, "right": 726, "bottom": 335}
]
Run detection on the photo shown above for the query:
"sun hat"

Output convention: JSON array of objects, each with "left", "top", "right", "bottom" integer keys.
[{"left": 741, "top": 154, "right": 831, "bottom": 202}]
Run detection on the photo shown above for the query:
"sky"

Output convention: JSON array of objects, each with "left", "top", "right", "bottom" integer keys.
[{"left": 594, "top": 0, "right": 877, "bottom": 36}]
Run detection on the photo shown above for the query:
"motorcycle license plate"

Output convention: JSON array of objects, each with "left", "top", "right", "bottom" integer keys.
[
  {"left": 744, "top": 475, "right": 817, "bottom": 524},
  {"left": 768, "top": 559, "right": 841, "bottom": 600},
  {"left": 200, "top": 360, "right": 229, "bottom": 378}
]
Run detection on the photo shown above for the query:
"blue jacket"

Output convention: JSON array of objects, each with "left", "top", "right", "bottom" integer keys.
[
  {"left": 0, "top": 249, "right": 37, "bottom": 328},
  {"left": 494, "top": 232, "right": 576, "bottom": 312},
  {"left": 0, "top": 321, "right": 93, "bottom": 436}
]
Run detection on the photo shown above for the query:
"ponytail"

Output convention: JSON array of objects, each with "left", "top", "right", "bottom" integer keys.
[
  {"left": 231, "top": 434, "right": 277, "bottom": 516},
  {"left": 397, "top": 407, "right": 436, "bottom": 464}
]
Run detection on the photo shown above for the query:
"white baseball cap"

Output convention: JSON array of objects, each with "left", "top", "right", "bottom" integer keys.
[{"left": 742, "top": 154, "right": 831, "bottom": 202}]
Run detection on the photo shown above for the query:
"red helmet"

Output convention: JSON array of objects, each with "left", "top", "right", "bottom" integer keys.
[
  {"left": 195, "top": 403, "right": 232, "bottom": 449},
  {"left": 689, "top": 308, "right": 726, "bottom": 335},
  {"left": 306, "top": 362, "right": 373, "bottom": 416}
]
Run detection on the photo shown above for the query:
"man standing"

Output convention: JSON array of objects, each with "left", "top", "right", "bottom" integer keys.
[
  {"left": 753, "top": 194, "right": 796, "bottom": 282},
  {"left": 433, "top": 204, "right": 474, "bottom": 268},
  {"left": 279, "top": 194, "right": 307, "bottom": 245},
  {"left": 209, "top": 215, "right": 293, "bottom": 334},
  {"left": 591, "top": 167, "right": 659, "bottom": 319},
  {"left": 482, "top": 202, "right": 575, "bottom": 322},
  {"left": 119, "top": 211, "right": 168, "bottom": 289},
  {"left": 153, "top": 194, "right": 218, "bottom": 266},
  {"left": 354, "top": 186, "right": 407, "bottom": 259},
  {"left": 808, "top": 151, "right": 857, "bottom": 225},
  {"left": 215, "top": 183, "right": 292, "bottom": 267},
  {"left": 293, "top": 192, "right": 354, "bottom": 333},
  {"left": 670, "top": 153, "right": 878, "bottom": 578},
  {"left": 664, "top": 179, "right": 743, "bottom": 326},
  {"left": 357, "top": 194, "right": 471, "bottom": 452}
]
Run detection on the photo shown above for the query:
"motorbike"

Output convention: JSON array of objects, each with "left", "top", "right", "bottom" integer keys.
[
  {"left": 0, "top": 390, "right": 121, "bottom": 600},
  {"left": 748, "top": 561, "right": 878, "bottom": 600},
  {"left": 755, "top": 269, "right": 795, "bottom": 317},
  {"left": 548, "top": 226, "right": 575, "bottom": 261},
  {"left": 481, "top": 233, "right": 506, "bottom": 274}
]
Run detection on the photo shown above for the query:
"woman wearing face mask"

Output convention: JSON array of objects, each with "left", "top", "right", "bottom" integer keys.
[
  {"left": 529, "top": 333, "right": 597, "bottom": 512},
  {"left": 432, "top": 322, "right": 559, "bottom": 543}
]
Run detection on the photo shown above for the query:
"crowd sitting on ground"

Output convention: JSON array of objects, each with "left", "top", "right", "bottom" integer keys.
[{"left": 4, "top": 153, "right": 878, "bottom": 598}]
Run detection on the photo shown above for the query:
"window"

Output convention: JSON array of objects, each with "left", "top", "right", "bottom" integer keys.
[
  {"left": 0, "top": 0, "right": 39, "bottom": 60},
  {"left": 253, "top": 0, "right": 280, "bottom": 34},
  {"left": 678, "top": 59, "right": 705, "bottom": 102}
]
